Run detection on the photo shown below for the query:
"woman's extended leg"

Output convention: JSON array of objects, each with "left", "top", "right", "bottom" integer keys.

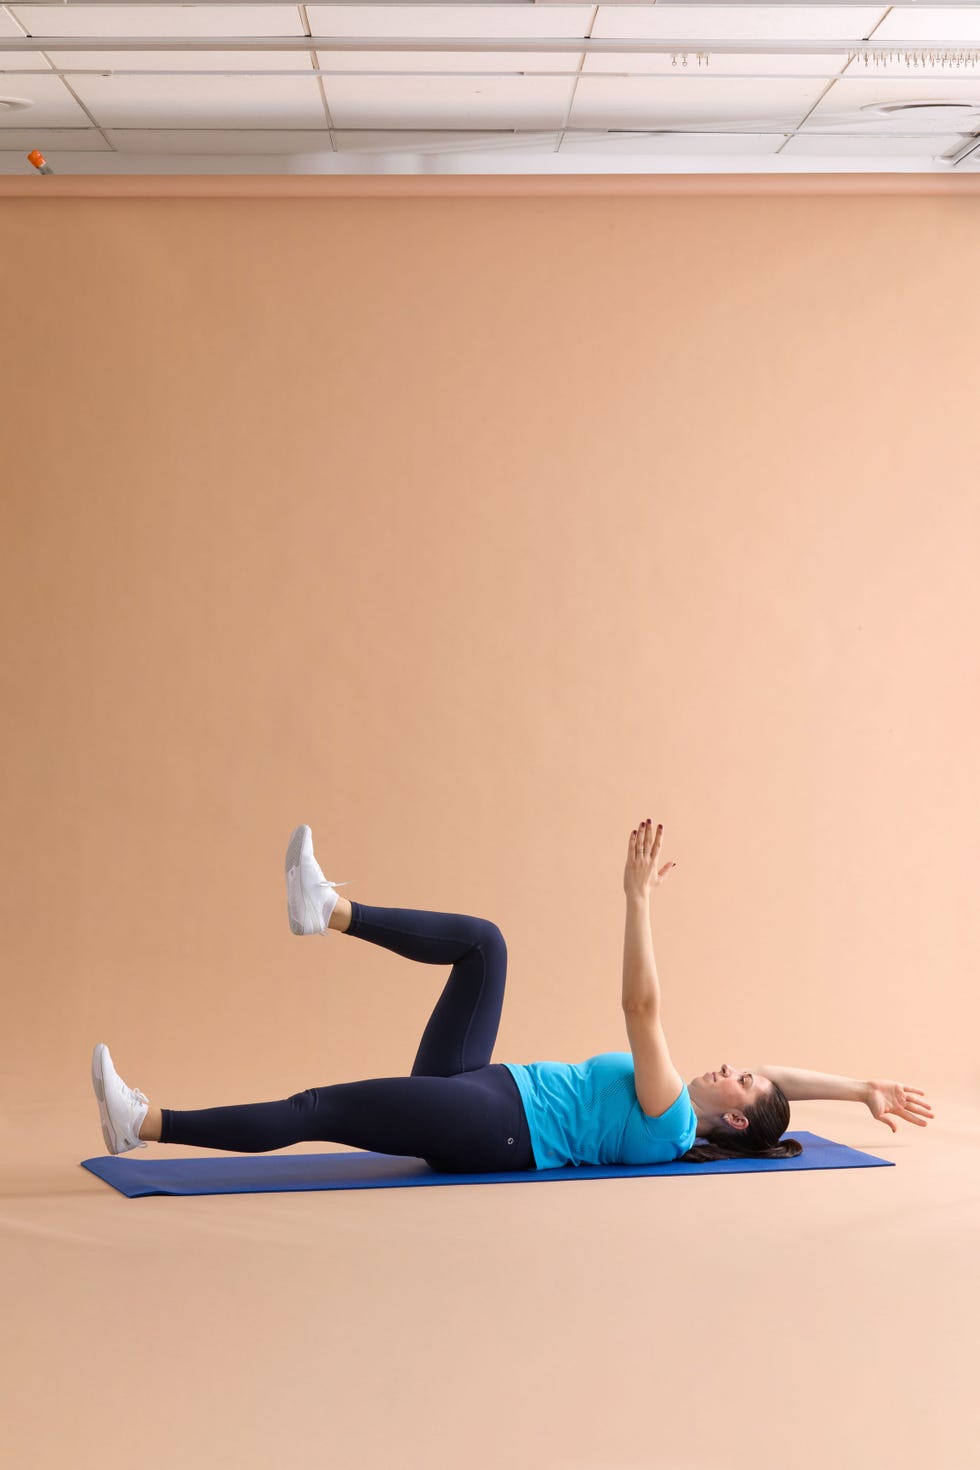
[
  {"left": 340, "top": 900, "right": 509, "bottom": 1078},
  {"left": 157, "top": 1067, "right": 532, "bottom": 1172}
]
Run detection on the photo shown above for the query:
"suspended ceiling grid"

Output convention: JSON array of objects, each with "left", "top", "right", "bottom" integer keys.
[{"left": 2, "top": 2, "right": 980, "bottom": 175}]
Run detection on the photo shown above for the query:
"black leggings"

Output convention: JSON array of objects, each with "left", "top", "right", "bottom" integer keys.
[{"left": 160, "top": 901, "right": 536, "bottom": 1173}]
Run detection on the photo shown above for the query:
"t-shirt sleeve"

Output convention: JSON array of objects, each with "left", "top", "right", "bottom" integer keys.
[{"left": 630, "top": 1079, "right": 698, "bottom": 1160}]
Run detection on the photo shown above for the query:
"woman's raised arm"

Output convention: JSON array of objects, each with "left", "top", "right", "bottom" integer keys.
[{"left": 621, "top": 819, "right": 677, "bottom": 1012}]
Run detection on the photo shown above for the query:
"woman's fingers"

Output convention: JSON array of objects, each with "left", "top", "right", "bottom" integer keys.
[
  {"left": 640, "top": 823, "right": 663, "bottom": 853},
  {"left": 903, "top": 1088, "right": 934, "bottom": 1118},
  {"left": 629, "top": 820, "right": 668, "bottom": 862}
]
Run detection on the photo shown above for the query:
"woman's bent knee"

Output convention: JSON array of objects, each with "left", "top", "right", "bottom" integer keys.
[{"left": 477, "top": 919, "right": 505, "bottom": 950}]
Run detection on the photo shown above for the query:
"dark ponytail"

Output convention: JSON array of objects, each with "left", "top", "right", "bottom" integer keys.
[{"left": 679, "top": 1078, "right": 803, "bottom": 1164}]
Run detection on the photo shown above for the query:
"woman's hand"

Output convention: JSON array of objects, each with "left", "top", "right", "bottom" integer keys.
[
  {"left": 865, "top": 1079, "right": 935, "bottom": 1132},
  {"left": 623, "top": 819, "right": 677, "bottom": 899}
]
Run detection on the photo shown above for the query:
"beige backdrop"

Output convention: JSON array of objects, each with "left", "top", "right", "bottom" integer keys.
[{"left": 1, "top": 177, "right": 977, "bottom": 1470}]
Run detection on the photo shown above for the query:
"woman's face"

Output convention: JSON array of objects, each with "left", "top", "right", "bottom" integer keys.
[{"left": 688, "top": 1061, "right": 770, "bottom": 1119}]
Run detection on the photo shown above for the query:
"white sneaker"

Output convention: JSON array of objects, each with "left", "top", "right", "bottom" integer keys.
[
  {"left": 91, "top": 1042, "right": 149, "bottom": 1155},
  {"left": 285, "top": 824, "right": 352, "bottom": 936}
]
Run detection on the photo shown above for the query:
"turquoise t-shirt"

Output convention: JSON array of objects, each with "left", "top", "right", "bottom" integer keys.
[{"left": 502, "top": 1051, "right": 698, "bottom": 1169}]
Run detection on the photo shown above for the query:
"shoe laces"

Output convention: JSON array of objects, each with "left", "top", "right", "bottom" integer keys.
[{"left": 117, "top": 1085, "right": 149, "bottom": 1146}]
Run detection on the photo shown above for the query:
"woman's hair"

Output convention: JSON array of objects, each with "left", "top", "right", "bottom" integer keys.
[{"left": 679, "top": 1077, "right": 803, "bottom": 1164}]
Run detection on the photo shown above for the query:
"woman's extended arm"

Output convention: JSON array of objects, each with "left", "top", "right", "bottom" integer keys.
[
  {"left": 754, "top": 1065, "right": 868, "bottom": 1103},
  {"left": 756, "top": 1067, "right": 936, "bottom": 1131}
]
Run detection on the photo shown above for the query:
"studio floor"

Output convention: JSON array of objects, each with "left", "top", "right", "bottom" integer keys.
[{"left": 3, "top": 1095, "right": 977, "bottom": 1470}]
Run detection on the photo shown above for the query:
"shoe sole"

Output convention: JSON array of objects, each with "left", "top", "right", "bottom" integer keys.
[
  {"left": 285, "top": 824, "right": 313, "bottom": 934},
  {"left": 91, "top": 1042, "right": 121, "bottom": 1155}
]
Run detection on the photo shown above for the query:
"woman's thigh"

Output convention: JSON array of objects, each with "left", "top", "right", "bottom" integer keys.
[
  {"left": 421, "top": 1064, "right": 535, "bottom": 1174},
  {"left": 284, "top": 1063, "right": 533, "bottom": 1173}
]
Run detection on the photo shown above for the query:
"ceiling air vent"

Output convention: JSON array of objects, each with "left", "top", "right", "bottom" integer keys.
[{"left": 860, "top": 100, "right": 980, "bottom": 126}]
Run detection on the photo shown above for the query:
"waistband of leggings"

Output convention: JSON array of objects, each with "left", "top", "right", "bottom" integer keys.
[{"left": 494, "top": 1064, "right": 535, "bottom": 1168}]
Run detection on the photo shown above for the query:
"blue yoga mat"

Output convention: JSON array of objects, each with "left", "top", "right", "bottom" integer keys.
[{"left": 81, "top": 1130, "right": 893, "bottom": 1199}]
